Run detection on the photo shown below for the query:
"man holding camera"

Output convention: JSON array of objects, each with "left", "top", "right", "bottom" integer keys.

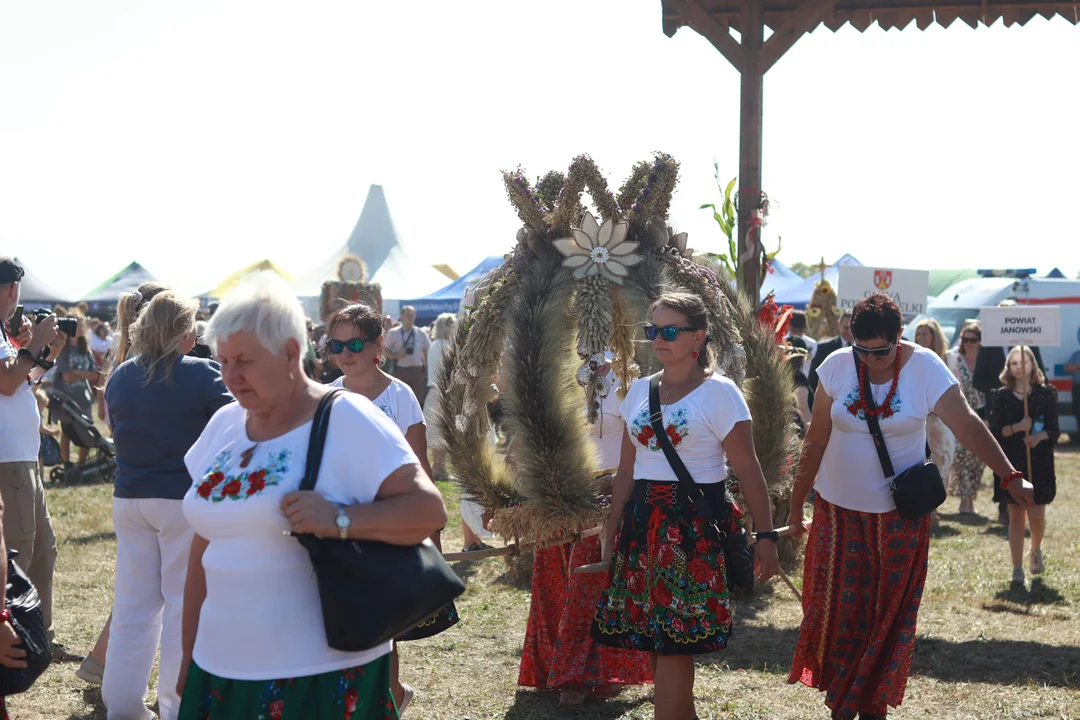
[
  {"left": 0, "top": 257, "right": 84, "bottom": 663},
  {"left": 384, "top": 305, "right": 431, "bottom": 405}
]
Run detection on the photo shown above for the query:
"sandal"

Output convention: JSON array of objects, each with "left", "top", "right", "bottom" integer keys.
[{"left": 398, "top": 684, "right": 415, "bottom": 715}]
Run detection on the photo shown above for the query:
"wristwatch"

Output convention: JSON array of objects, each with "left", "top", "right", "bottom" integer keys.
[
  {"left": 335, "top": 507, "right": 351, "bottom": 540},
  {"left": 754, "top": 530, "right": 780, "bottom": 543}
]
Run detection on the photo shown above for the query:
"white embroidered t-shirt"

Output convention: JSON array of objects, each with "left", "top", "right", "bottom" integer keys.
[
  {"left": 182, "top": 394, "right": 420, "bottom": 680},
  {"left": 618, "top": 373, "right": 751, "bottom": 484},
  {"left": 330, "top": 376, "right": 424, "bottom": 436},
  {"left": 815, "top": 345, "right": 958, "bottom": 513}
]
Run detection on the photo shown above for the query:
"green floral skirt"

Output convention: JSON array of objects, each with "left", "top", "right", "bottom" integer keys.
[{"left": 177, "top": 655, "right": 399, "bottom": 720}]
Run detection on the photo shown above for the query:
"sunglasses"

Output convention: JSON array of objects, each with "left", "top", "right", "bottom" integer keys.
[
  {"left": 327, "top": 338, "right": 368, "bottom": 354},
  {"left": 644, "top": 325, "right": 697, "bottom": 342},
  {"left": 961, "top": 336, "right": 980, "bottom": 344},
  {"left": 852, "top": 342, "right": 895, "bottom": 358}
]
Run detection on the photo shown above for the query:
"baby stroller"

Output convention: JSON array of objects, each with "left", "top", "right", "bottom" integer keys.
[{"left": 44, "top": 388, "right": 116, "bottom": 485}]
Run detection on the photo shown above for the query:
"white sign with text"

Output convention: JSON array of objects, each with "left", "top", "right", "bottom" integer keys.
[
  {"left": 838, "top": 266, "right": 930, "bottom": 316},
  {"left": 980, "top": 306, "right": 1061, "bottom": 347}
]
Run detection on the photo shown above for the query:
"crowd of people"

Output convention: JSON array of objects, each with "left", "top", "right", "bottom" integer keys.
[{"left": 0, "top": 253, "right": 1056, "bottom": 719}]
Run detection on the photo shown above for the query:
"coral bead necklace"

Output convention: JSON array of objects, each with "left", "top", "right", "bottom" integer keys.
[{"left": 849, "top": 358, "right": 901, "bottom": 419}]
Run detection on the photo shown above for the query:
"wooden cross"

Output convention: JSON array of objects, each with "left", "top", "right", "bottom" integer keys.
[{"left": 818, "top": 256, "right": 827, "bottom": 283}]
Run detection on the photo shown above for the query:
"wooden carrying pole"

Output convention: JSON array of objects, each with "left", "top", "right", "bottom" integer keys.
[
  {"left": 441, "top": 526, "right": 603, "bottom": 563},
  {"left": 569, "top": 523, "right": 809, "bottom": 601},
  {"left": 1022, "top": 346, "right": 1033, "bottom": 485}
]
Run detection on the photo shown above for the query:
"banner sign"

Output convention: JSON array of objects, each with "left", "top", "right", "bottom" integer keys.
[
  {"left": 838, "top": 266, "right": 930, "bottom": 315},
  {"left": 980, "top": 306, "right": 1061, "bottom": 347}
]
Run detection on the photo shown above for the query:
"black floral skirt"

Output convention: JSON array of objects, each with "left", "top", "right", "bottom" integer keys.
[
  {"left": 396, "top": 602, "right": 459, "bottom": 642},
  {"left": 592, "top": 480, "right": 743, "bottom": 655}
]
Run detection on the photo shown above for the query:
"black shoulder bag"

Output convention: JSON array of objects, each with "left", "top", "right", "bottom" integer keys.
[
  {"left": 853, "top": 352, "right": 946, "bottom": 519},
  {"left": 0, "top": 550, "right": 52, "bottom": 694},
  {"left": 294, "top": 389, "right": 466, "bottom": 652},
  {"left": 648, "top": 374, "right": 755, "bottom": 591}
]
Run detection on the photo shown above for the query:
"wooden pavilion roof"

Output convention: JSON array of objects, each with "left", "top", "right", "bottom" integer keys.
[{"left": 663, "top": 0, "right": 1080, "bottom": 37}]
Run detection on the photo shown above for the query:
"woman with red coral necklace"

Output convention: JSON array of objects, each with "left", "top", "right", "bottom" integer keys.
[
  {"left": 786, "top": 293, "right": 1034, "bottom": 720},
  {"left": 592, "top": 292, "right": 779, "bottom": 720}
]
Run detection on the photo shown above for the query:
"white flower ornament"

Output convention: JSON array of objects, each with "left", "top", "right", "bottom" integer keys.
[{"left": 553, "top": 212, "right": 643, "bottom": 284}]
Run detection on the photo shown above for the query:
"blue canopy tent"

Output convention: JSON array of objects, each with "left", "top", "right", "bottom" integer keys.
[
  {"left": 759, "top": 258, "right": 807, "bottom": 302},
  {"left": 768, "top": 254, "right": 864, "bottom": 309},
  {"left": 403, "top": 256, "right": 505, "bottom": 326}
]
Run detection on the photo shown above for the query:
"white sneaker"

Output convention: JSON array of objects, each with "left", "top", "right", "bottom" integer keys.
[
  {"left": 1011, "top": 567, "right": 1025, "bottom": 586},
  {"left": 1030, "top": 549, "right": 1045, "bottom": 575}
]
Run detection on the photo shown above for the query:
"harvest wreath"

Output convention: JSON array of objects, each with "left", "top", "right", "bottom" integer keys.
[{"left": 435, "top": 154, "right": 800, "bottom": 546}]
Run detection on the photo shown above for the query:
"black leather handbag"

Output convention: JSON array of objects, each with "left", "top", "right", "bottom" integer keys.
[
  {"left": 648, "top": 374, "right": 755, "bottom": 591},
  {"left": 294, "top": 389, "right": 466, "bottom": 652},
  {"left": 853, "top": 353, "right": 946, "bottom": 519},
  {"left": 0, "top": 550, "right": 51, "bottom": 694}
]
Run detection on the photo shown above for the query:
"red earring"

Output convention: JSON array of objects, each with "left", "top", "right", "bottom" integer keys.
[
  {"left": 692, "top": 352, "right": 699, "bottom": 359},
  {"left": 373, "top": 358, "right": 381, "bottom": 365}
]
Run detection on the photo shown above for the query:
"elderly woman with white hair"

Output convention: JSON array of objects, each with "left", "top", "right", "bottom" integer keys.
[{"left": 177, "top": 274, "right": 448, "bottom": 720}]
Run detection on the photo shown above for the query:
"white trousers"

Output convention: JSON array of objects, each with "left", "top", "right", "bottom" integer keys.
[{"left": 103, "top": 498, "right": 193, "bottom": 720}]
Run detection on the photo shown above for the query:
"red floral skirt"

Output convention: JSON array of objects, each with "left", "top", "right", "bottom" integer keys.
[
  {"left": 592, "top": 480, "right": 742, "bottom": 656},
  {"left": 788, "top": 497, "right": 930, "bottom": 720},
  {"left": 519, "top": 535, "right": 653, "bottom": 690}
]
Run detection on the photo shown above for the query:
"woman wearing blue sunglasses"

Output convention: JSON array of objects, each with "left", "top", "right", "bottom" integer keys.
[
  {"left": 325, "top": 303, "right": 457, "bottom": 715},
  {"left": 592, "top": 292, "right": 779, "bottom": 720},
  {"left": 787, "top": 293, "right": 1034, "bottom": 720}
]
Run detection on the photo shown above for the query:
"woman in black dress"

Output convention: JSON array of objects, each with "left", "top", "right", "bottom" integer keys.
[{"left": 988, "top": 345, "right": 1057, "bottom": 585}]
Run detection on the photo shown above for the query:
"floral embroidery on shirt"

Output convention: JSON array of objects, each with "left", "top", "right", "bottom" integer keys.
[
  {"left": 629, "top": 407, "right": 689, "bottom": 450},
  {"left": 376, "top": 402, "right": 394, "bottom": 421},
  {"left": 842, "top": 386, "right": 901, "bottom": 421},
  {"left": 196, "top": 449, "right": 291, "bottom": 502}
]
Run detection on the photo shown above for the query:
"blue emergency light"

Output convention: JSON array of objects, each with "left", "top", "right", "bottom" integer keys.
[{"left": 977, "top": 269, "right": 1037, "bottom": 279}]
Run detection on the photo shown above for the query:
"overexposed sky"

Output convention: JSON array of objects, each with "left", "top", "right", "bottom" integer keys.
[{"left": 2, "top": 1, "right": 1078, "bottom": 298}]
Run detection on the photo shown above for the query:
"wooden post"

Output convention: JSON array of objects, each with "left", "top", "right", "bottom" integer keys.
[{"left": 737, "top": 0, "right": 765, "bottom": 302}]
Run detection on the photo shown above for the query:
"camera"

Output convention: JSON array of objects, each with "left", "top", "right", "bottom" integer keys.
[
  {"left": 405, "top": 344, "right": 415, "bottom": 356},
  {"left": 29, "top": 310, "right": 78, "bottom": 336},
  {"left": 58, "top": 318, "right": 78, "bottom": 336}
]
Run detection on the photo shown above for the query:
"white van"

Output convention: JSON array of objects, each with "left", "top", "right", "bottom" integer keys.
[{"left": 906, "top": 274, "right": 1080, "bottom": 432}]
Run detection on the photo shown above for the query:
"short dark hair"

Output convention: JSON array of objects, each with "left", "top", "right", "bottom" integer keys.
[
  {"left": 789, "top": 310, "right": 807, "bottom": 331},
  {"left": 851, "top": 293, "right": 902, "bottom": 341}
]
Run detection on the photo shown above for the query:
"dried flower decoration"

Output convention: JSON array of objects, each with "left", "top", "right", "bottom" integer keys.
[{"left": 553, "top": 211, "right": 642, "bottom": 285}]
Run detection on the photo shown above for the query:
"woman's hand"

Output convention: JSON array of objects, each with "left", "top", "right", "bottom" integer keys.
[
  {"left": 754, "top": 540, "right": 780, "bottom": 583},
  {"left": 786, "top": 504, "right": 809, "bottom": 535},
  {"left": 1005, "top": 477, "right": 1035, "bottom": 509},
  {"left": 1013, "top": 417, "right": 1033, "bottom": 434},
  {"left": 0, "top": 621, "right": 27, "bottom": 669},
  {"left": 281, "top": 491, "right": 339, "bottom": 538},
  {"left": 1024, "top": 431, "right": 1048, "bottom": 448},
  {"left": 176, "top": 657, "right": 190, "bottom": 698}
]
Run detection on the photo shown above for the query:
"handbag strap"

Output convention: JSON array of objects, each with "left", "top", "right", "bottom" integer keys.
[
  {"left": 298, "top": 389, "right": 346, "bottom": 492},
  {"left": 853, "top": 351, "right": 897, "bottom": 478},
  {"left": 647, "top": 373, "right": 727, "bottom": 531}
]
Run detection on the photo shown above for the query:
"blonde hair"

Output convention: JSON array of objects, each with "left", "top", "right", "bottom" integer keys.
[
  {"left": 1000, "top": 345, "right": 1046, "bottom": 388},
  {"left": 432, "top": 313, "right": 457, "bottom": 341},
  {"left": 129, "top": 292, "right": 199, "bottom": 384},
  {"left": 914, "top": 317, "right": 949, "bottom": 360},
  {"left": 109, "top": 281, "right": 171, "bottom": 375},
  {"left": 650, "top": 292, "right": 713, "bottom": 370}
]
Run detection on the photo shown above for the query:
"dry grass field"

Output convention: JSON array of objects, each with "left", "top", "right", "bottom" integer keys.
[{"left": 9, "top": 452, "right": 1080, "bottom": 719}]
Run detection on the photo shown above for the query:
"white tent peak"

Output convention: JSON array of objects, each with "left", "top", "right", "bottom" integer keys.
[
  {"left": 344, "top": 185, "right": 400, "bottom": 275},
  {"left": 294, "top": 185, "right": 447, "bottom": 303}
]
